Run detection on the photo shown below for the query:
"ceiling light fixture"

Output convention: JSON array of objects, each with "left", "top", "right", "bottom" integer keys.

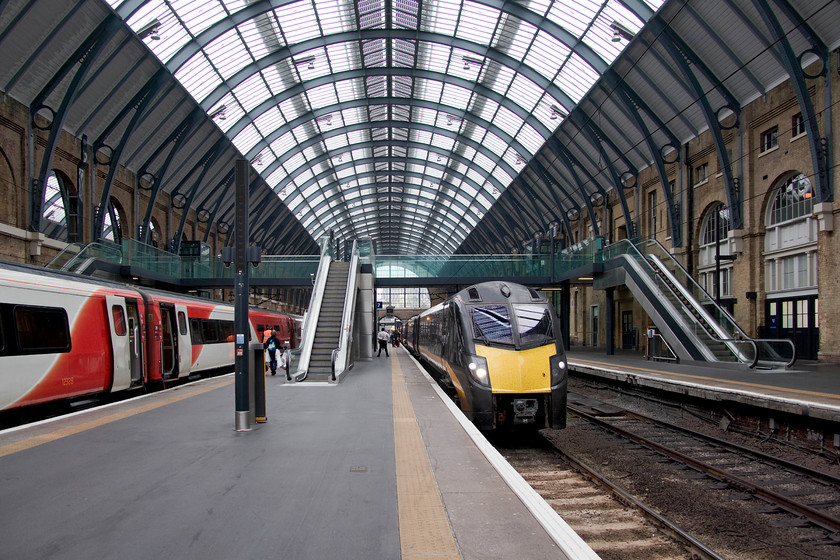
[
  {"left": 550, "top": 105, "right": 568, "bottom": 120},
  {"left": 209, "top": 105, "right": 226, "bottom": 120},
  {"left": 461, "top": 56, "right": 483, "bottom": 70},
  {"left": 295, "top": 56, "right": 316, "bottom": 70},
  {"left": 137, "top": 19, "right": 162, "bottom": 41},
  {"left": 610, "top": 21, "right": 635, "bottom": 42}
]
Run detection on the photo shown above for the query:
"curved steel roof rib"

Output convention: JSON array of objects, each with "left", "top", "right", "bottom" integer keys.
[{"left": 1, "top": 0, "right": 838, "bottom": 256}]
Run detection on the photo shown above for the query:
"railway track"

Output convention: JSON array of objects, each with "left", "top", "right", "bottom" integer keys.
[
  {"left": 500, "top": 440, "right": 720, "bottom": 560},
  {"left": 565, "top": 394, "right": 840, "bottom": 536},
  {"left": 509, "top": 393, "right": 840, "bottom": 559}
]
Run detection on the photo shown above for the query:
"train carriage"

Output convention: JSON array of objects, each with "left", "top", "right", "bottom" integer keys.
[
  {"left": 0, "top": 262, "right": 297, "bottom": 412},
  {"left": 414, "top": 281, "right": 567, "bottom": 431}
]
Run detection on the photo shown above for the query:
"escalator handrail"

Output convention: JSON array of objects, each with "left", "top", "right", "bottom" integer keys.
[{"left": 293, "top": 241, "right": 333, "bottom": 379}]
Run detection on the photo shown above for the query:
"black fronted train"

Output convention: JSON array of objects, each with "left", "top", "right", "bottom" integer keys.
[{"left": 405, "top": 281, "right": 566, "bottom": 431}]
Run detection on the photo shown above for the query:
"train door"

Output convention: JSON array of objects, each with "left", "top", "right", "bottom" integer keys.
[
  {"left": 125, "top": 299, "right": 144, "bottom": 386},
  {"left": 106, "top": 296, "right": 132, "bottom": 391},
  {"left": 174, "top": 304, "right": 191, "bottom": 377},
  {"left": 159, "top": 304, "right": 176, "bottom": 379}
]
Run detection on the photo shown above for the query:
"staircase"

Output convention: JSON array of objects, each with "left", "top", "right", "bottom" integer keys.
[{"left": 307, "top": 261, "right": 350, "bottom": 379}]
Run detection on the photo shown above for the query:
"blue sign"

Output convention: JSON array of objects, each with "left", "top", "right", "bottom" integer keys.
[{"left": 376, "top": 302, "right": 383, "bottom": 309}]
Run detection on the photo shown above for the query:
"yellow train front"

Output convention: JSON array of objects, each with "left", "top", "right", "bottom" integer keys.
[{"left": 412, "top": 281, "right": 567, "bottom": 431}]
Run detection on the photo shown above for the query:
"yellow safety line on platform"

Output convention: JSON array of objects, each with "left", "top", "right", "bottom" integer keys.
[
  {"left": 0, "top": 377, "right": 233, "bottom": 458},
  {"left": 572, "top": 358, "right": 840, "bottom": 402},
  {"left": 392, "top": 357, "right": 461, "bottom": 560}
]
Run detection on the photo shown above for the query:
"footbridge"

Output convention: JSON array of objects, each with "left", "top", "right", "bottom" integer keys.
[
  {"left": 46, "top": 237, "right": 603, "bottom": 288},
  {"left": 47, "top": 236, "right": 795, "bottom": 371}
]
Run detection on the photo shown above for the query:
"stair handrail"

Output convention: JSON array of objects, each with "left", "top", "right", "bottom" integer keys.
[
  {"left": 645, "top": 331, "right": 679, "bottom": 362},
  {"left": 289, "top": 237, "right": 333, "bottom": 381},
  {"left": 45, "top": 242, "right": 84, "bottom": 269},
  {"left": 45, "top": 241, "right": 123, "bottom": 273},
  {"left": 637, "top": 240, "right": 795, "bottom": 367},
  {"left": 332, "top": 240, "right": 360, "bottom": 381}
]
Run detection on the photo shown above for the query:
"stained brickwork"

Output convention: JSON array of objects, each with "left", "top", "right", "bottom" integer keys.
[{"left": 0, "top": 95, "right": 226, "bottom": 268}]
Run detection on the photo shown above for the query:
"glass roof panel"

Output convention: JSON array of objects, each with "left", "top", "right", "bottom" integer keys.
[
  {"left": 457, "top": 2, "right": 499, "bottom": 45},
  {"left": 233, "top": 73, "right": 273, "bottom": 113},
  {"left": 203, "top": 27, "right": 251, "bottom": 80},
  {"left": 174, "top": 52, "right": 222, "bottom": 102},
  {"left": 116, "top": 0, "right": 663, "bottom": 254},
  {"left": 175, "top": 0, "right": 227, "bottom": 35},
  {"left": 275, "top": 1, "right": 322, "bottom": 45}
]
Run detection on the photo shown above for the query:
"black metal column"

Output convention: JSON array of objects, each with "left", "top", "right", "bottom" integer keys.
[
  {"left": 606, "top": 287, "right": 615, "bottom": 356},
  {"left": 560, "top": 281, "right": 571, "bottom": 352},
  {"left": 234, "top": 159, "right": 251, "bottom": 431}
]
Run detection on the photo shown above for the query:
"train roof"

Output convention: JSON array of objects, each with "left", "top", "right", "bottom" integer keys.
[{"left": 451, "top": 282, "right": 546, "bottom": 305}]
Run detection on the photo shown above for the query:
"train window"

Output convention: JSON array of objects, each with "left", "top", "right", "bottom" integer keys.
[
  {"left": 201, "top": 319, "right": 219, "bottom": 343},
  {"left": 190, "top": 318, "right": 202, "bottom": 344},
  {"left": 14, "top": 306, "right": 71, "bottom": 352},
  {"left": 469, "top": 304, "right": 514, "bottom": 346},
  {"left": 514, "top": 305, "right": 554, "bottom": 346},
  {"left": 111, "top": 306, "right": 127, "bottom": 336},
  {"left": 178, "top": 312, "right": 188, "bottom": 335},
  {"left": 0, "top": 317, "right": 5, "bottom": 353},
  {"left": 256, "top": 324, "right": 264, "bottom": 334},
  {"left": 218, "top": 320, "right": 234, "bottom": 342}
]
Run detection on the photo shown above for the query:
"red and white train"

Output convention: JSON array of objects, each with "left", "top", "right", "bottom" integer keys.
[{"left": 0, "top": 261, "right": 300, "bottom": 412}]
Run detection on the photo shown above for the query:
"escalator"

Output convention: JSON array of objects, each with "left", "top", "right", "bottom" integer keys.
[
  {"left": 288, "top": 239, "right": 363, "bottom": 382},
  {"left": 307, "top": 262, "right": 350, "bottom": 379},
  {"left": 598, "top": 240, "right": 795, "bottom": 368}
]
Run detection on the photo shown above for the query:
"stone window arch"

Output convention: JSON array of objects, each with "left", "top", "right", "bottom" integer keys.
[
  {"left": 697, "top": 202, "right": 732, "bottom": 298},
  {"left": 763, "top": 172, "right": 818, "bottom": 294}
]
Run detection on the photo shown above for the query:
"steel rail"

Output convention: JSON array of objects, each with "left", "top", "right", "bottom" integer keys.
[
  {"left": 621, "top": 408, "right": 840, "bottom": 488},
  {"left": 568, "top": 405, "right": 840, "bottom": 534},
  {"left": 546, "top": 439, "right": 728, "bottom": 560}
]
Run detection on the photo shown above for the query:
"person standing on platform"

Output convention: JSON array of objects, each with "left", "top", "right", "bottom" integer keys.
[
  {"left": 264, "top": 329, "right": 280, "bottom": 375},
  {"left": 377, "top": 327, "right": 390, "bottom": 357}
]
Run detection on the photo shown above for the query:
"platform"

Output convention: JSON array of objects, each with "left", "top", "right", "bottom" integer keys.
[
  {"left": 567, "top": 348, "right": 840, "bottom": 424},
  {"left": 0, "top": 349, "right": 595, "bottom": 560}
]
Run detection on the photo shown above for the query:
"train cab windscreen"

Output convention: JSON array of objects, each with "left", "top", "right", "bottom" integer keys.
[
  {"left": 470, "top": 304, "right": 514, "bottom": 346},
  {"left": 513, "top": 304, "right": 554, "bottom": 347},
  {"left": 470, "top": 303, "right": 554, "bottom": 349}
]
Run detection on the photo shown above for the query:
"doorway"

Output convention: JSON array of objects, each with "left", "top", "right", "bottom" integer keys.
[{"left": 621, "top": 310, "right": 635, "bottom": 349}]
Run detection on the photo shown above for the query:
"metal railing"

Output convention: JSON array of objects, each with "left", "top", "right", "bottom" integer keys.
[
  {"left": 46, "top": 241, "right": 122, "bottom": 273},
  {"left": 645, "top": 332, "right": 679, "bottom": 362}
]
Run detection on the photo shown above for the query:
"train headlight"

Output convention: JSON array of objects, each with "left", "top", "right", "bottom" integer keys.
[
  {"left": 550, "top": 355, "right": 567, "bottom": 387},
  {"left": 466, "top": 355, "right": 490, "bottom": 386}
]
